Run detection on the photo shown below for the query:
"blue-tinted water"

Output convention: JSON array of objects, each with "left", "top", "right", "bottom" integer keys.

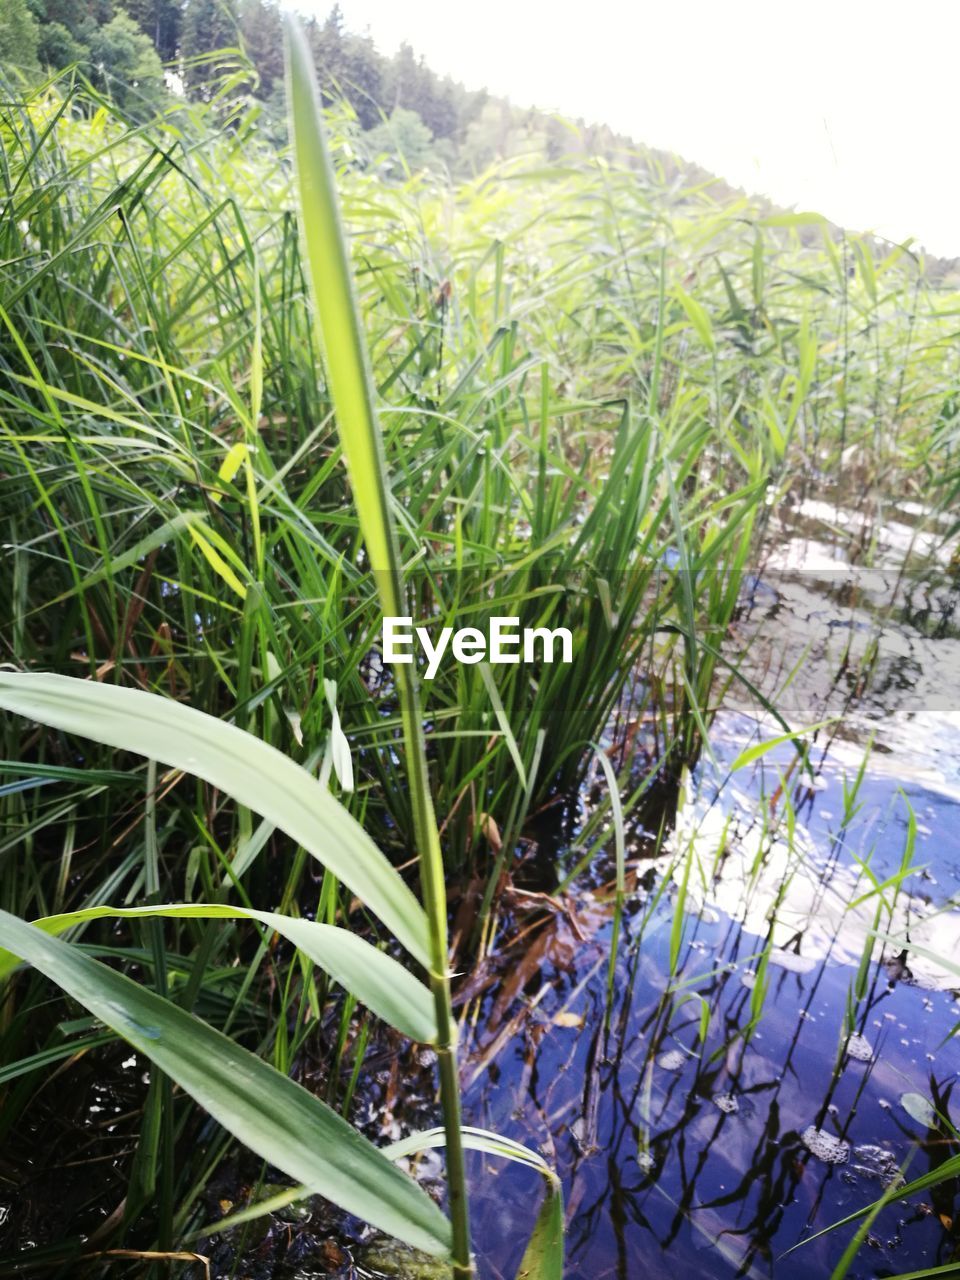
[{"left": 463, "top": 510, "right": 960, "bottom": 1280}]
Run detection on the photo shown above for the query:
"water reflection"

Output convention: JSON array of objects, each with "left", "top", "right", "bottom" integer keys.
[
  {"left": 461, "top": 496, "right": 960, "bottom": 1278},
  {"left": 462, "top": 794, "right": 959, "bottom": 1278}
]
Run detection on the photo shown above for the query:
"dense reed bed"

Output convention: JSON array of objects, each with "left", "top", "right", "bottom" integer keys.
[{"left": 0, "top": 53, "right": 958, "bottom": 1278}]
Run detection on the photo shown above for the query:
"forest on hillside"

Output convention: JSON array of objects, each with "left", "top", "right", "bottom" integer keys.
[
  {"left": 5, "top": 0, "right": 959, "bottom": 282},
  {"left": 0, "top": 0, "right": 668, "bottom": 176}
]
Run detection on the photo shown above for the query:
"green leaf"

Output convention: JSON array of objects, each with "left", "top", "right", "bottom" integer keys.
[
  {"left": 676, "top": 288, "right": 715, "bottom": 352},
  {"left": 782, "top": 1153, "right": 960, "bottom": 1256},
  {"left": 190, "top": 1181, "right": 316, "bottom": 1240},
  {"left": 0, "top": 672, "right": 430, "bottom": 966},
  {"left": 514, "top": 1176, "right": 564, "bottom": 1280},
  {"left": 827, "top": 1148, "right": 912, "bottom": 1280},
  {"left": 324, "top": 678, "right": 355, "bottom": 792},
  {"left": 590, "top": 745, "right": 625, "bottom": 893},
  {"left": 728, "top": 719, "right": 835, "bottom": 773},
  {"left": 874, "top": 932, "right": 960, "bottom": 982},
  {"left": 285, "top": 21, "right": 471, "bottom": 1270},
  {"left": 286, "top": 18, "right": 403, "bottom": 617},
  {"left": 854, "top": 238, "right": 878, "bottom": 305},
  {"left": 760, "top": 212, "right": 828, "bottom": 228},
  {"left": 879, "top": 1266, "right": 960, "bottom": 1280},
  {"left": 386, "top": 1125, "right": 550, "bottom": 1172},
  {"left": 203, "top": 1126, "right": 567, "bottom": 1275},
  {"left": 0, "top": 908, "right": 451, "bottom": 1257},
  {"left": 900, "top": 1091, "right": 936, "bottom": 1129},
  {"left": 0, "top": 903, "right": 437, "bottom": 1044},
  {"left": 479, "top": 662, "right": 527, "bottom": 789}
]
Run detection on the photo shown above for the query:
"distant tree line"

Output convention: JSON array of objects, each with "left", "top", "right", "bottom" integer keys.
[
  {"left": 4, "top": 0, "right": 948, "bottom": 274},
  {"left": 1, "top": 0, "right": 661, "bottom": 173},
  {"left": 0, "top": 0, "right": 484, "bottom": 151}
]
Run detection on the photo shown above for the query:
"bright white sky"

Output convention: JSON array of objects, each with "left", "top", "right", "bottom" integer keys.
[{"left": 293, "top": 0, "right": 960, "bottom": 257}]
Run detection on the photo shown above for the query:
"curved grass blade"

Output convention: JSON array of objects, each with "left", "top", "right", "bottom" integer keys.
[
  {"left": 195, "top": 1124, "right": 565, "bottom": 1276},
  {"left": 590, "top": 743, "right": 625, "bottom": 1005},
  {"left": 728, "top": 719, "right": 836, "bottom": 773},
  {"left": 0, "top": 672, "right": 429, "bottom": 967},
  {"left": 880, "top": 1266, "right": 960, "bottom": 1280},
  {"left": 0, "top": 907, "right": 451, "bottom": 1258},
  {"left": 0, "top": 904, "right": 437, "bottom": 1044},
  {"left": 781, "top": 1154, "right": 960, "bottom": 1256},
  {"left": 827, "top": 1151, "right": 914, "bottom": 1280},
  {"left": 385, "top": 1127, "right": 563, "bottom": 1279}
]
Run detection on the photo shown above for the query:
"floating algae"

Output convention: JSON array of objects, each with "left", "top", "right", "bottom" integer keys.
[
  {"left": 801, "top": 1126, "right": 850, "bottom": 1165},
  {"left": 358, "top": 1239, "right": 453, "bottom": 1278},
  {"left": 850, "top": 1144, "right": 903, "bottom": 1188},
  {"left": 844, "top": 1033, "right": 874, "bottom": 1062}
]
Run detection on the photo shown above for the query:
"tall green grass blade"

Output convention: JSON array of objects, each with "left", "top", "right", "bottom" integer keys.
[
  {"left": 284, "top": 19, "right": 473, "bottom": 1272},
  {"left": 285, "top": 18, "right": 399, "bottom": 608},
  {"left": 882, "top": 1267, "right": 960, "bottom": 1280},
  {"left": 728, "top": 720, "right": 835, "bottom": 773},
  {"left": 783, "top": 1154, "right": 960, "bottom": 1254},
  {"left": 480, "top": 662, "right": 528, "bottom": 789}
]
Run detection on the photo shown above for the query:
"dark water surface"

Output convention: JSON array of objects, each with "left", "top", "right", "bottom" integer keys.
[{"left": 461, "top": 498, "right": 960, "bottom": 1280}]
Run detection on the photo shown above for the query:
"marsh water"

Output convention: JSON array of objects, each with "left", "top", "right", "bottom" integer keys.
[{"left": 456, "top": 491, "right": 960, "bottom": 1280}]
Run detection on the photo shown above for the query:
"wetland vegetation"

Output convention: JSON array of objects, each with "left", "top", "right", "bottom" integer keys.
[{"left": 0, "top": 12, "right": 959, "bottom": 1279}]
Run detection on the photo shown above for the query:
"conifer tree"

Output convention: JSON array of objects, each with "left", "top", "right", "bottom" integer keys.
[
  {"left": 239, "top": 0, "right": 282, "bottom": 99},
  {"left": 180, "top": 0, "right": 239, "bottom": 95},
  {"left": 0, "top": 0, "right": 41, "bottom": 74},
  {"left": 115, "top": 0, "right": 181, "bottom": 62}
]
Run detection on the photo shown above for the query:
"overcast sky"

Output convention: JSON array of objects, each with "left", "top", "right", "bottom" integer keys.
[{"left": 292, "top": 0, "right": 960, "bottom": 257}]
